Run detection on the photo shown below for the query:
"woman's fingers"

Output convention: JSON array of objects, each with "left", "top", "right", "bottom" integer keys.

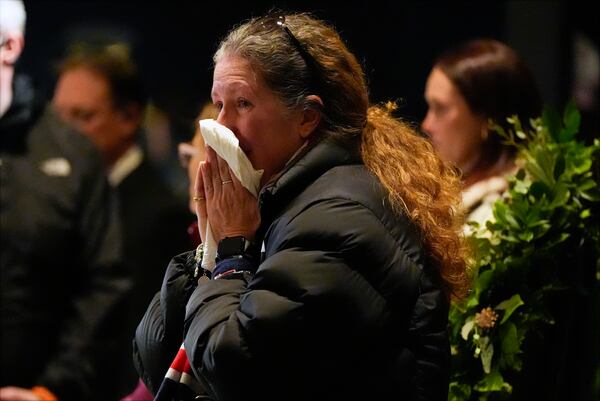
[
  {"left": 194, "top": 161, "right": 208, "bottom": 244},
  {"left": 193, "top": 160, "right": 205, "bottom": 200},
  {"left": 209, "top": 146, "right": 242, "bottom": 192},
  {"left": 215, "top": 148, "right": 233, "bottom": 185},
  {"left": 200, "top": 146, "right": 258, "bottom": 241},
  {"left": 194, "top": 161, "right": 207, "bottom": 213},
  {"left": 201, "top": 156, "right": 214, "bottom": 196},
  {"left": 205, "top": 146, "right": 222, "bottom": 194}
]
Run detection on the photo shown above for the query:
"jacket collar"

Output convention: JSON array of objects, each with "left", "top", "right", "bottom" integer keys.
[{"left": 258, "top": 135, "right": 362, "bottom": 219}]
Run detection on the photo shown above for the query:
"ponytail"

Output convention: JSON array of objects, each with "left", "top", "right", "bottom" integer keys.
[{"left": 361, "top": 102, "right": 469, "bottom": 300}]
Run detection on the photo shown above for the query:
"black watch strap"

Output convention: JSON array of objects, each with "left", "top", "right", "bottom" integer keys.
[{"left": 216, "top": 236, "right": 253, "bottom": 261}]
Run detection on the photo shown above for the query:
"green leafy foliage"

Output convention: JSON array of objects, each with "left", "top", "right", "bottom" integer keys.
[{"left": 448, "top": 102, "right": 600, "bottom": 400}]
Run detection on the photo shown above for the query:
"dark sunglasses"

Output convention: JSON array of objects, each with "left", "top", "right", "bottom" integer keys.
[{"left": 259, "top": 14, "right": 323, "bottom": 93}]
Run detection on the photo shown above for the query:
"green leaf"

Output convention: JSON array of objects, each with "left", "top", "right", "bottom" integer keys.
[
  {"left": 544, "top": 232, "right": 571, "bottom": 248},
  {"left": 532, "top": 145, "right": 558, "bottom": 186},
  {"left": 480, "top": 336, "right": 494, "bottom": 374},
  {"left": 518, "top": 231, "right": 534, "bottom": 242},
  {"left": 529, "top": 181, "right": 550, "bottom": 199},
  {"left": 466, "top": 295, "right": 480, "bottom": 309},
  {"left": 474, "top": 369, "right": 510, "bottom": 393},
  {"left": 500, "top": 322, "right": 522, "bottom": 370},
  {"left": 580, "top": 190, "right": 600, "bottom": 202},
  {"left": 495, "top": 294, "right": 524, "bottom": 324},
  {"left": 542, "top": 105, "right": 562, "bottom": 142},
  {"left": 525, "top": 158, "right": 549, "bottom": 186},
  {"left": 513, "top": 177, "right": 530, "bottom": 194},
  {"left": 493, "top": 201, "right": 520, "bottom": 230},
  {"left": 549, "top": 184, "right": 570, "bottom": 208},
  {"left": 578, "top": 179, "right": 598, "bottom": 192},
  {"left": 554, "top": 154, "right": 566, "bottom": 179},
  {"left": 572, "top": 158, "right": 593, "bottom": 175},
  {"left": 475, "top": 269, "right": 494, "bottom": 297},
  {"left": 461, "top": 318, "right": 475, "bottom": 341},
  {"left": 560, "top": 99, "right": 581, "bottom": 142},
  {"left": 448, "top": 382, "right": 471, "bottom": 401},
  {"left": 506, "top": 212, "right": 520, "bottom": 230},
  {"left": 493, "top": 202, "right": 508, "bottom": 226}
]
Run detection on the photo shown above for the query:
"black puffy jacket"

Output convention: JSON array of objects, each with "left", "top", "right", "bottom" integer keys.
[{"left": 134, "top": 137, "right": 450, "bottom": 400}]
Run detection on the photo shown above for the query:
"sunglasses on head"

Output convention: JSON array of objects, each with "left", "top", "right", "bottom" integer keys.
[{"left": 258, "top": 14, "right": 323, "bottom": 94}]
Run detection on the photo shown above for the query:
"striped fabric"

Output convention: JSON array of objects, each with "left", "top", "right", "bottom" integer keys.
[{"left": 154, "top": 343, "right": 204, "bottom": 401}]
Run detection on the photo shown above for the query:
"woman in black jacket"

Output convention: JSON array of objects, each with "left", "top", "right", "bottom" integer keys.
[{"left": 134, "top": 12, "right": 468, "bottom": 401}]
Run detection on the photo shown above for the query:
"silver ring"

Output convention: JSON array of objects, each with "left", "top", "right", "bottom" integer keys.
[{"left": 221, "top": 179, "right": 233, "bottom": 185}]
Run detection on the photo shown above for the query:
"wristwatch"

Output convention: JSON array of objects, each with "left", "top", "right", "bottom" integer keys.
[{"left": 216, "top": 236, "right": 253, "bottom": 261}]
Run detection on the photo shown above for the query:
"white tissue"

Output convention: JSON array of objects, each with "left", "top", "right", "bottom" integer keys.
[{"left": 198, "top": 119, "right": 263, "bottom": 271}]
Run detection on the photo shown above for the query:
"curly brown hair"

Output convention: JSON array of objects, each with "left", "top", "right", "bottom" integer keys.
[
  {"left": 215, "top": 12, "right": 469, "bottom": 300},
  {"left": 363, "top": 103, "right": 469, "bottom": 299}
]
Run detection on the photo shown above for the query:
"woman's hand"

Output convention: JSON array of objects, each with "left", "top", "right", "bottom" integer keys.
[{"left": 195, "top": 146, "right": 260, "bottom": 242}]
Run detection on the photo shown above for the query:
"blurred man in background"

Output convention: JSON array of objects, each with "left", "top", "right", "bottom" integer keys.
[
  {"left": 52, "top": 41, "right": 191, "bottom": 399},
  {"left": 0, "top": 1, "right": 129, "bottom": 400}
]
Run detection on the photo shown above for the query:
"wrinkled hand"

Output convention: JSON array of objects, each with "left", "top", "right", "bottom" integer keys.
[
  {"left": 195, "top": 146, "right": 260, "bottom": 242},
  {"left": 0, "top": 387, "right": 41, "bottom": 401}
]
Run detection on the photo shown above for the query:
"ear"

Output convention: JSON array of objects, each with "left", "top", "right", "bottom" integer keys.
[
  {"left": 1, "top": 33, "right": 24, "bottom": 66},
  {"left": 298, "top": 95, "right": 323, "bottom": 139}
]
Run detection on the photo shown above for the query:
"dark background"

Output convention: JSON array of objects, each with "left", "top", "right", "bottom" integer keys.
[{"left": 17, "top": 0, "right": 598, "bottom": 140}]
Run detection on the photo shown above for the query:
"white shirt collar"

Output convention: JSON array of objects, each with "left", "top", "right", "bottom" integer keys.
[{"left": 108, "top": 145, "right": 143, "bottom": 186}]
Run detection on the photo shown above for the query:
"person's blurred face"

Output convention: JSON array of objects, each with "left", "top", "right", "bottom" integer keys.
[
  {"left": 53, "top": 67, "right": 138, "bottom": 165},
  {"left": 0, "top": 30, "right": 24, "bottom": 117},
  {"left": 211, "top": 54, "right": 306, "bottom": 186},
  {"left": 422, "top": 67, "right": 487, "bottom": 174},
  {"left": 178, "top": 132, "right": 206, "bottom": 214}
]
